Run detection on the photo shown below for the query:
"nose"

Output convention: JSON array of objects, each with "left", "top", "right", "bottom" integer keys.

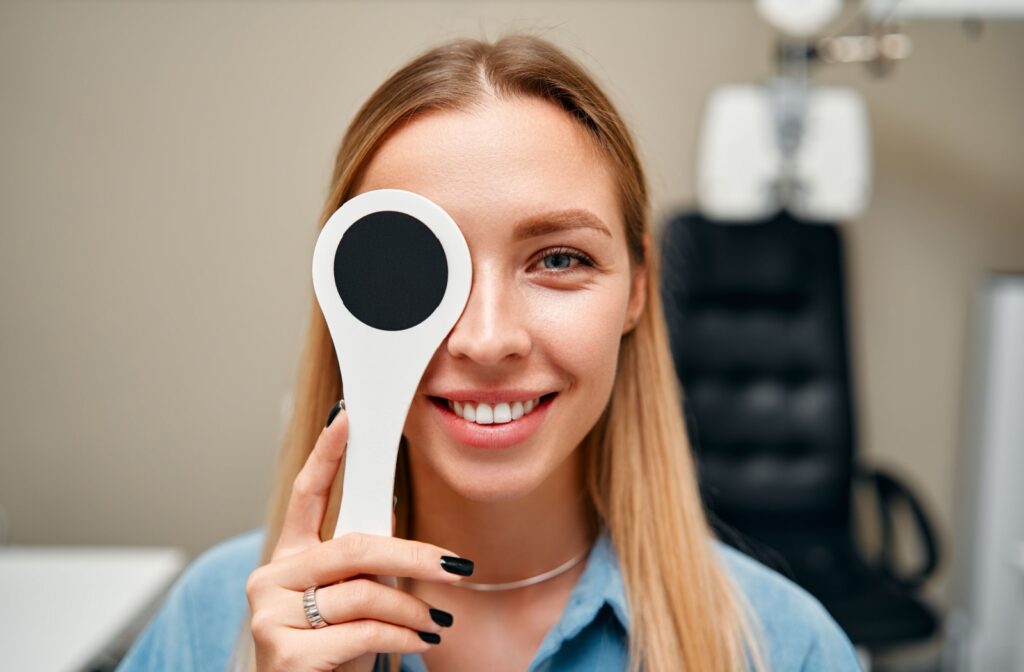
[{"left": 445, "top": 265, "right": 531, "bottom": 365}]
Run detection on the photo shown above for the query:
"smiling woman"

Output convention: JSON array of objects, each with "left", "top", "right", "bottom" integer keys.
[
  {"left": 116, "top": 33, "right": 860, "bottom": 672},
  {"left": 358, "top": 95, "right": 643, "bottom": 521}
]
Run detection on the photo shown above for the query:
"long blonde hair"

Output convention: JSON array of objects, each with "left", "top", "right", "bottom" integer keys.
[{"left": 231, "top": 33, "right": 767, "bottom": 672}]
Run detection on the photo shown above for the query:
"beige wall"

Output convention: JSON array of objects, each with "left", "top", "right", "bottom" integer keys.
[{"left": 1, "top": 1, "right": 1022, "bottom": 618}]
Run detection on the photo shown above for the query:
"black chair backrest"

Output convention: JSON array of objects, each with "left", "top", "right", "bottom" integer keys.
[{"left": 660, "top": 210, "right": 856, "bottom": 539}]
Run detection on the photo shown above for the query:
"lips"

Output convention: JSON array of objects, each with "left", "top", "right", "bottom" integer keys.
[{"left": 427, "top": 392, "right": 558, "bottom": 449}]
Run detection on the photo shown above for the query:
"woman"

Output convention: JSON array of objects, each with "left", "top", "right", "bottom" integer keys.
[{"left": 117, "top": 34, "right": 861, "bottom": 672}]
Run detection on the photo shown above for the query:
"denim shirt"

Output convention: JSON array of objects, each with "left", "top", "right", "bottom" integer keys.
[{"left": 116, "top": 527, "right": 861, "bottom": 671}]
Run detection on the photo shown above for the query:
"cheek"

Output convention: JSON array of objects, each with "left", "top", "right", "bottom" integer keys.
[{"left": 527, "top": 283, "right": 629, "bottom": 389}]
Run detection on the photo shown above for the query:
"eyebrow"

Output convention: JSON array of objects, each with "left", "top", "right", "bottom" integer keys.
[{"left": 512, "top": 209, "right": 614, "bottom": 241}]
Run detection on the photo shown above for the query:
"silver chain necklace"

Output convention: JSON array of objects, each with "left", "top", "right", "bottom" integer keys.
[{"left": 451, "top": 543, "right": 594, "bottom": 592}]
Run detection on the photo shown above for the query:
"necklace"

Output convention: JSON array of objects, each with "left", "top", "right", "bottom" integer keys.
[{"left": 451, "top": 543, "right": 594, "bottom": 592}]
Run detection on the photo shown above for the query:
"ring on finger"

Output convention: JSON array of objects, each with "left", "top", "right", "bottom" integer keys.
[{"left": 303, "top": 585, "right": 330, "bottom": 629}]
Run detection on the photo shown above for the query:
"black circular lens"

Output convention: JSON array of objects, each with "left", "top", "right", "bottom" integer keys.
[{"left": 333, "top": 210, "right": 448, "bottom": 331}]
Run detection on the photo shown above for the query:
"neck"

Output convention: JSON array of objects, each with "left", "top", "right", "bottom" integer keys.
[{"left": 405, "top": 447, "right": 595, "bottom": 585}]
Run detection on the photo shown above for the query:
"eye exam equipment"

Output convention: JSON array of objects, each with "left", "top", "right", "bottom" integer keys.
[
  {"left": 698, "top": 0, "right": 1023, "bottom": 223},
  {"left": 312, "top": 188, "right": 472, "bottom": 539}
]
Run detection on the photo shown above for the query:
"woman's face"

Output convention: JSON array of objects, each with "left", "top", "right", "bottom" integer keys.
[{"left": 353, "top": 96, "right": 646, "bottom": 503}]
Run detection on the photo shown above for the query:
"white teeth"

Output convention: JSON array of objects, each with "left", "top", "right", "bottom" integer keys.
[
  {"left": 494, "top": 402, "right": 511, "bottom": 423},
  {"left": 447, "top": 396, "right": 544, "bottom": 425}
]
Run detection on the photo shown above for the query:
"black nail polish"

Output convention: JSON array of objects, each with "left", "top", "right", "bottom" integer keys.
[
  {"left": 429, "top": 608, "right": 453, "bottom": 628},
  {"left": 440, "top": 556, "right": 474, "bottom": 576},
  {"left": 324, "top": 400, "right": 343, "bottom": 428},
  {"left": 418, "top": 631, "right": 441, "bottom": 645}
]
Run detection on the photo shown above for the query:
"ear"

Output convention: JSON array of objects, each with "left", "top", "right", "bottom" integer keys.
[{"left": 623, "top": 233, "right": 650, "bottom": 334}]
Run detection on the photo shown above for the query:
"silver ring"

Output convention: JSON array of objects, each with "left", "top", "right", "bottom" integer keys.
[{"left": 303, "top": 585, "right": 329, "bottom": 629}]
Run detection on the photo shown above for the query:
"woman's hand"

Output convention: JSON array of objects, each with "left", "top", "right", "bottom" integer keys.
[{"left": 246, "top": 400, "right": 473, "bottom": 672}]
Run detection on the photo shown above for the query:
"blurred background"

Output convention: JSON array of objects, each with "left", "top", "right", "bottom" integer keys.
[{"left": 1, "top": 1, "right": 1021, "bottom": 671}]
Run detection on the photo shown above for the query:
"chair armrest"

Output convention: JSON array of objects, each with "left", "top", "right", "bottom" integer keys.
[{"left": 855, "top": 464, "right": 940, "bottom": 589}]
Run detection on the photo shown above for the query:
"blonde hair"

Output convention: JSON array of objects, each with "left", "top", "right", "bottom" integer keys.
[{"left": 230, "top": 33, "right": 767, "bottom": 672}]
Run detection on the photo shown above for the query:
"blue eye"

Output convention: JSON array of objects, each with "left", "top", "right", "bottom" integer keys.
[
  {"left": 544, "top": 253, "right": 573, "bottom": 270},
  {"left": 536, "top": 247, "right": 595, "bottom": 274}
]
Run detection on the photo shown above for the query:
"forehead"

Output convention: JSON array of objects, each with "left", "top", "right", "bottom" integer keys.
[{"left": 354, "top": 97, "right": 623, "bottom": 242}]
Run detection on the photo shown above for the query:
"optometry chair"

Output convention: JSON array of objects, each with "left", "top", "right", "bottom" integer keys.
[{"left": 658, "top": 209, "right": 941, "bottom": 665}]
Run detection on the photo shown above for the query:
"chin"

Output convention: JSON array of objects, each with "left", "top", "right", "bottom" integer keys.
[{"left": 435, "top": 461, "right": 547, "bottom": 503}]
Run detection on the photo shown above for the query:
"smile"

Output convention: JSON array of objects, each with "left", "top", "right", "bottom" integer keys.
[
  {"left": 445, "top": 395, "right": 550, "bottom": 424},
  {"left": 428, "top": 393, "right": 558, "bottom": 449}
]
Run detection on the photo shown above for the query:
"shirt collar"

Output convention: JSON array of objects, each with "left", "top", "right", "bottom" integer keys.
[{"left": 530, "top": 525, "right": 630, "bottom": 662}]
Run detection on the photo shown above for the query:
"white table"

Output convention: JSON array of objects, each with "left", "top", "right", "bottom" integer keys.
[{"left": 0, "top": 545, "right": 185, "bottom": 672}]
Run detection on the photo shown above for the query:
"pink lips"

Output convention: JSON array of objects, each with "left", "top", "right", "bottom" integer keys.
[{"left": 428, "top": 394, "right": 556, "bottom": 449}]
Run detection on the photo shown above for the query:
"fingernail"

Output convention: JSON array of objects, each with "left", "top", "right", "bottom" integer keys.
[
  {"left": 429, "top": 608, "right": 453, "bottom": 628},
  {"left": 440, "top": 556, "right": 474, "bottom": 576},
  {"left": 324, "top": 399, "right": 344, "bottom": 428},
  {"left": 418, "top": 631, "right": 441, "bottom": 645}
]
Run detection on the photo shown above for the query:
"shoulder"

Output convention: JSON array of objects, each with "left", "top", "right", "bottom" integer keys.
[
  {"left": 180, "top": 526, "right": 267, "bottom": 592},
  {"left": 116, "top": 527, "right": 266, "bottom": 672},
  {"left": 164, "top": 526, "right": 266, "bottom": 630},
  {"left": 712, "top": 540, "right": 862, "bottom": 671}
]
